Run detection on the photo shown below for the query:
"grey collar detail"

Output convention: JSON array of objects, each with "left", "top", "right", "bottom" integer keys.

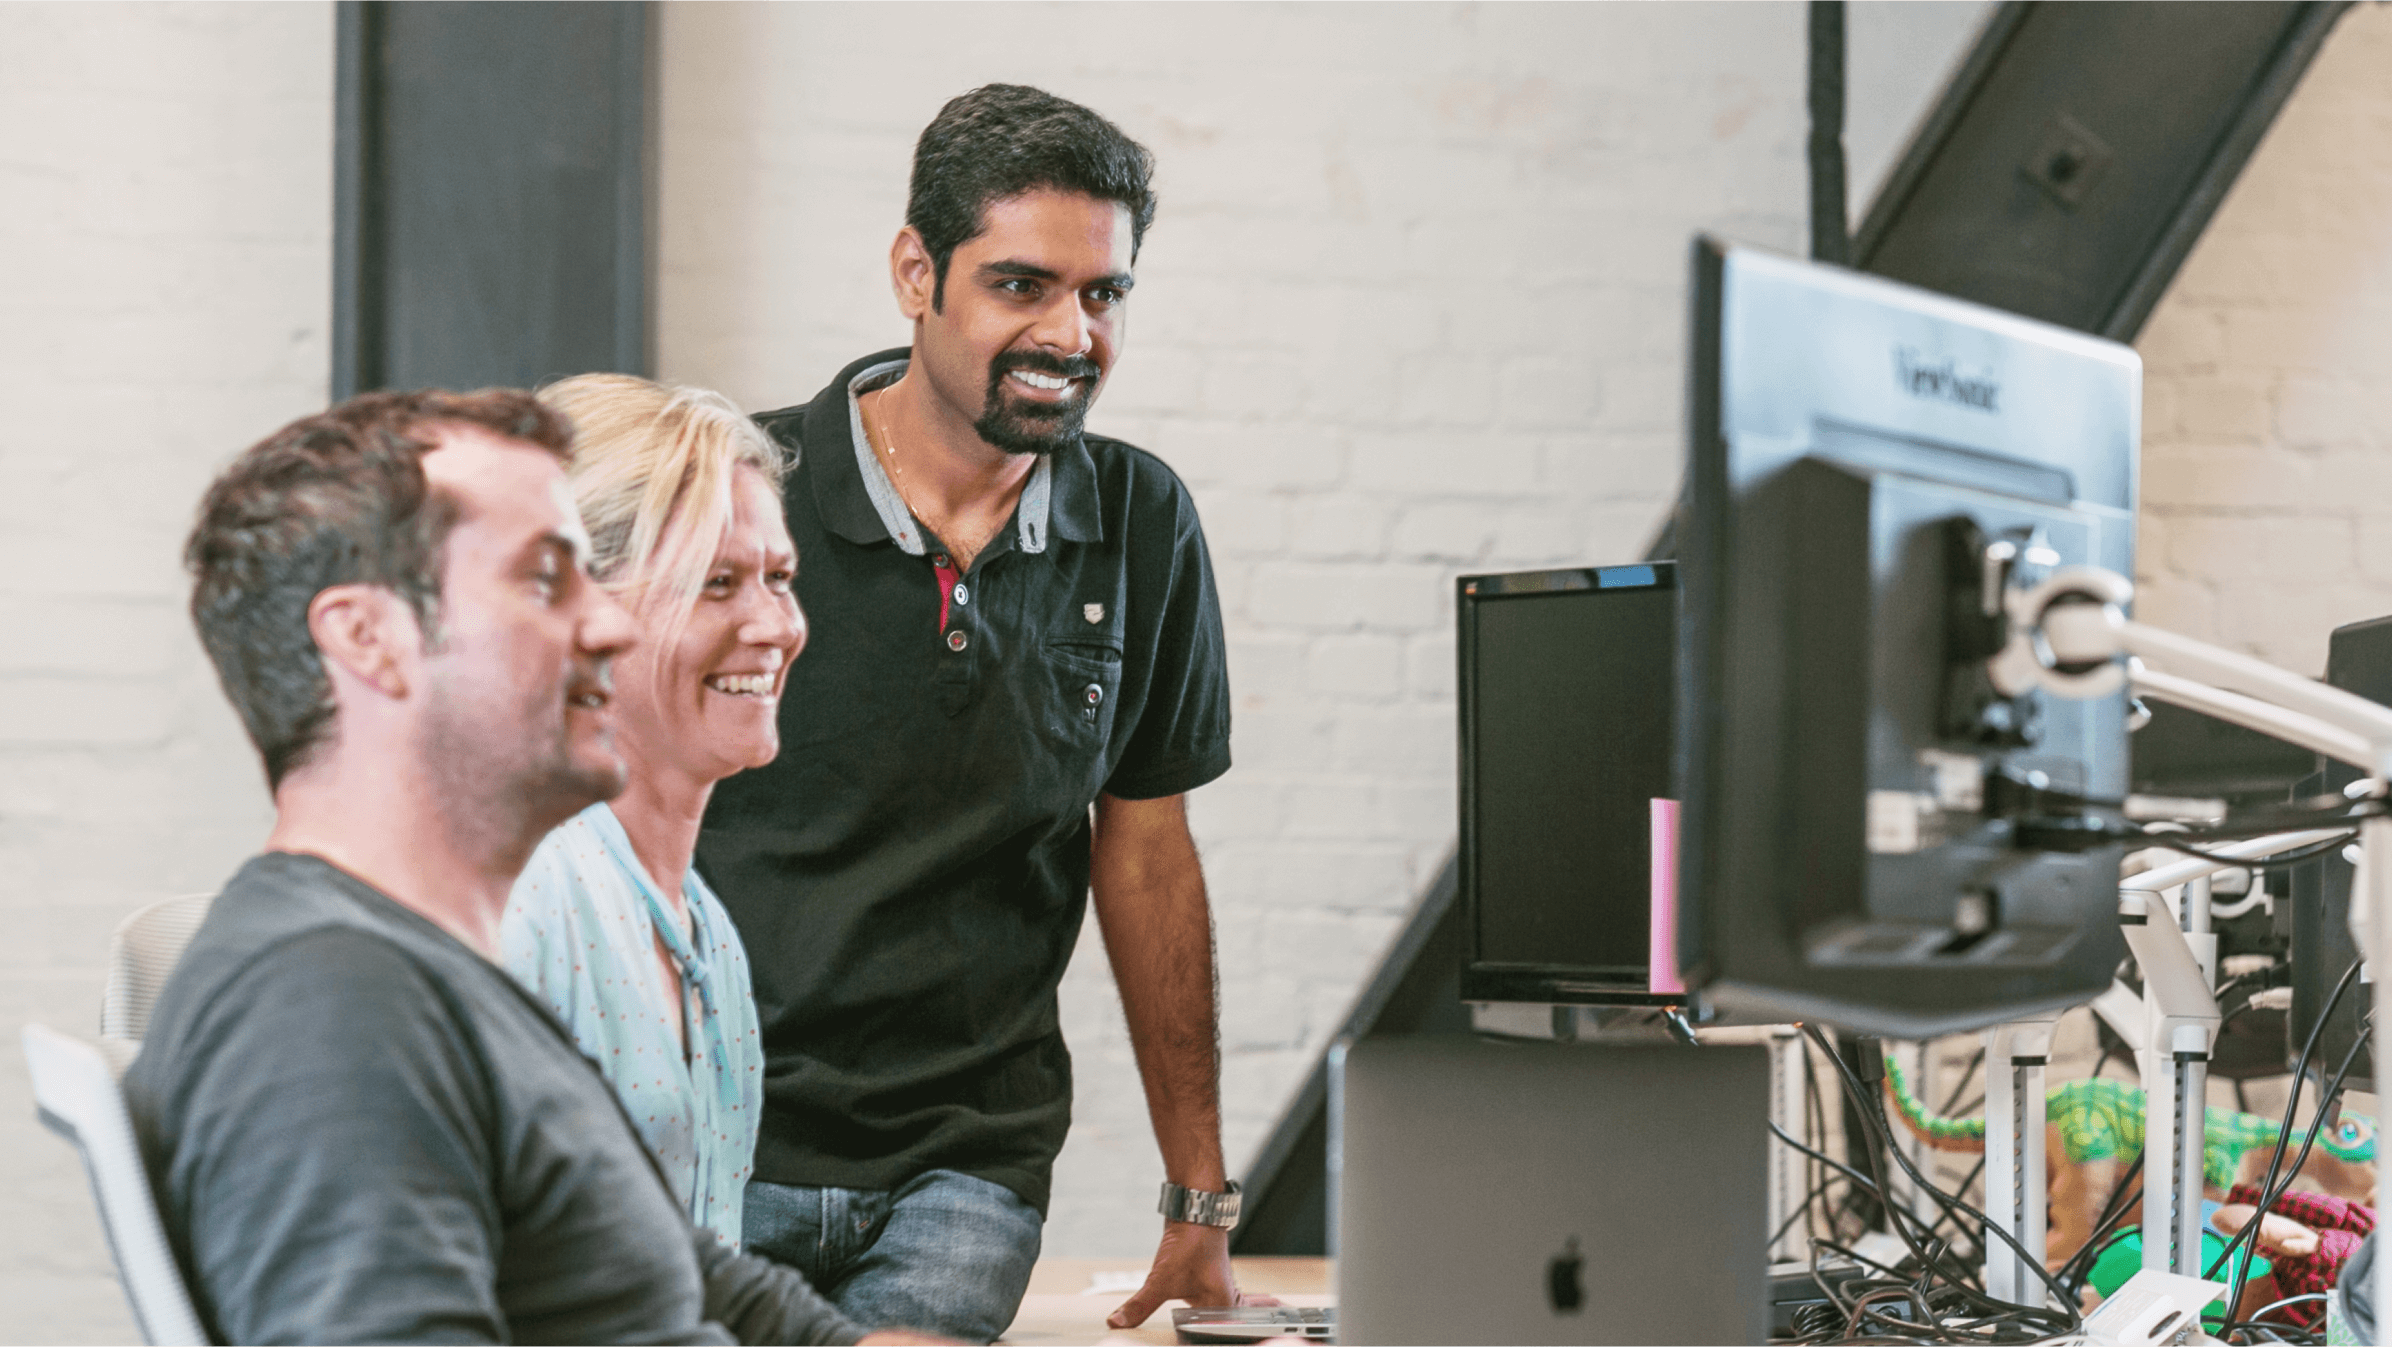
[{"left": 845, "top": 358, "right": 1052, "bottom": 557}]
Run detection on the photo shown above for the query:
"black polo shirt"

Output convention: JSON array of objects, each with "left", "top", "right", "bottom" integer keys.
[{"left": 697, "top": 349, "right": 1232, "bottom": 1215}]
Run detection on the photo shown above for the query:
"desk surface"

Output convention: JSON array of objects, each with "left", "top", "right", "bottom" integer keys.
[{"left": 1000, "top": 1256, "right": 1333, "bottom": 1346}]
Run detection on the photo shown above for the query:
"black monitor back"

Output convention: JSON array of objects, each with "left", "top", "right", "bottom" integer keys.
[
  {"left": 2287, "top": 615, "right": 2392, "bottom": 1093},
  {"left": 1680, "top": 239, "right": 2136, "bottom": 1037},
  {"left": 2133, "top": 700, "right": 2320, "bottom": 806},
  {"left": 1458, "top": 563, "right": 1677, "bottom": 1006}
]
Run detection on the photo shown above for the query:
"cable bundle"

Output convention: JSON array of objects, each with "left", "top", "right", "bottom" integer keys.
[
  {"left": 1770, "top": 1025, "right": 2081, "bottom": 1344},
  {"left": 1770, "top": 959, "right": 2375, "bottom": 1345}
]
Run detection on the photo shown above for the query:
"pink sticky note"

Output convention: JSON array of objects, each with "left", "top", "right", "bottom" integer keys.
[{"left": 1649, "top": 798, "right": 1684, "bottom": 995}]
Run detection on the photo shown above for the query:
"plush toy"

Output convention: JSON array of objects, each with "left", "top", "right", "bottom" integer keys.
[
  {"left": 2211, "top": 1183, "right": 2375, "bottom": 1330},
  {"left": 1882, "top": 1055, "right": 2377, "bottom": 1268}
]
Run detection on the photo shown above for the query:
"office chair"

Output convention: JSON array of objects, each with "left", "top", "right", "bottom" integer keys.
[
  {"left": 97, "top": 893, "right": 213, "bottom": 1073},
  {"left": 23, "top": 1023, "right": 208, "bottom": 1346}
]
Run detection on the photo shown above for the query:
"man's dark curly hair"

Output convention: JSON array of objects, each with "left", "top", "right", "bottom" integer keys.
[
  {"left": 186, "top": 389, "right": 572, "bottom": 789},
  {"left": 907, "top": 83, "right": 1157, "bottom": 310}
]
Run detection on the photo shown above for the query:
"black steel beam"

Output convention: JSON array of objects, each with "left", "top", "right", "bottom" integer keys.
[
  {"left": 1857, "top": 1, "right": 2350, "bottom": 342},
  {"left": 334, "top": 1, "right": 653, "bottom": 398}
]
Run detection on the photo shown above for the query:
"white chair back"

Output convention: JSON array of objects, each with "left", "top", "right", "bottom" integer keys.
[
  {"left": 100, "top": 893, "right": 214, "bottom": 1050},
  {"left": 23, "top": 1023, "right": 209, "bottom": 1346}
]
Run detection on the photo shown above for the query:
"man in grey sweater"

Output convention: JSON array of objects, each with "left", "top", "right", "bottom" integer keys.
[{"left": 127, "top": 390, "right": 930, "bottom": 1345}]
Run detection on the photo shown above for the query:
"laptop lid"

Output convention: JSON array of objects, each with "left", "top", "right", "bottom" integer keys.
[{"left": 1331, "top": 1035, "right": 1767, "bottom": 1345}]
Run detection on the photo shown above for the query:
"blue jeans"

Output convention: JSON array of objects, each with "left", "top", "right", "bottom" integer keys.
[{"left": 743, "top": 1170, "right": 1044, "bottom": 1343}]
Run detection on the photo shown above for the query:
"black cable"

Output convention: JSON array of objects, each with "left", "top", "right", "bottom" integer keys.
[
  {"left": 1807, "top": 1045, "right": 1834, "bottom": 1244},
  {"left": 2149, "top": 832, "right": 2359, "bottom": 871},
  {"left": 1771, "top": 1121, "right": 1910, "bottom": 1225},
  {"left": 2054, "top": 1153, "right": 2145, "bottom": 1293},
  {"left": 2174, "top": 809, "right": 2377, "bottom": 840},
  {"left": 1772, "top": 1168, "right": 1839, "bottom": 1255},
  {"left": 1780, "top": 1031, "right": 2134, "bottom": 1342},
  {"left": 1789, "top": 1040, "right": 1948, "bottom": 1283},
  {"left": 2156, "top": 792, "right": 2387, "bottom": 839},
  {"left": 2223, "top": 1018, "right": 2374, "bottom": 1331},
  {"left": 2217, "top": 1290, "right": 2332, "bottom": 1347},
  {"left": 1999, "top": 782, "right": 2381, "bottom": 844},
  {"left": 1802, "top": 1025, "right": 2081, "bottom": 1340},
  {"left": 1834, "top": 1030, "right": 1895, "bottom": 1237},
  {"left": 1805, "top": 1234, "right": 1876, "bottom": 1341},
  {"left": 2060, "top": 1225, "right": 2143, "bottom": 1298},
  {"left": 1771, "top": 1126, "right": 1872, "bottom": 1205},
  {"left": 1868, "top": 1050, "right": 1997, "bottom": 1256},
  {"left": 1769, "top": 1121, "right": 1984, "bottom": 1307},
  {"left": 2203, "top": 958, "right": 2364, "bottom": 1288},
  {"left": 2239, "top": 1291, "right": 2331, "bottom": 1326},
  {"left": 1812, "top": 1238, "right": 1913, "bottom": 1282},
  {"left": 1937, "top": 1048, "right": 1986, "bottom": 1115},
  {"left": 1838, "top": 1036, "right": 2078, "bottom": 1337},
  {"left": 1919, "top": 1155, "right": 1987, "bottom": 1258}
]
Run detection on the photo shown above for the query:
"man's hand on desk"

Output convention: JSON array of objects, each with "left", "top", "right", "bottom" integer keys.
[{"left": 1106, "top": 1221, "right": 1276, "bottom": 1329}]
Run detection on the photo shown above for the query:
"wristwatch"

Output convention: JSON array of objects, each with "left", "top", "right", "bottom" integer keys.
[{"left": 1157, "top": 1179, "right": 1242, "bottom": 1229}]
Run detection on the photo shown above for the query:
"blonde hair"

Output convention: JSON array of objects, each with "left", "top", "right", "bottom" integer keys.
[{"left": 537, "top": 374, "right": 787, "bottom": 660}]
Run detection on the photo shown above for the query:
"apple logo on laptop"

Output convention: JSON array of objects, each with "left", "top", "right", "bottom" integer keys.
[{"left": 1547, "top": 1235, "right": 1585, "bottom": 1313}]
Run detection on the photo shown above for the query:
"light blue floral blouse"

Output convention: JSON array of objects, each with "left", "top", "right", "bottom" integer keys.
[{"left": 500, "top": 802, "right": 764, "bottom": 1248}]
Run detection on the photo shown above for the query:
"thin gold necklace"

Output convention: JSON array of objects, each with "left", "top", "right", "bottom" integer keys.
[{"left": 873, "top": 388, "right": 998, "bottom": 562}]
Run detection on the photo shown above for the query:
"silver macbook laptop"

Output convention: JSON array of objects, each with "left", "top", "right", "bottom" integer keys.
[{"left": 1330, "top": 1035, "right": 1767, "bottom": 1345}]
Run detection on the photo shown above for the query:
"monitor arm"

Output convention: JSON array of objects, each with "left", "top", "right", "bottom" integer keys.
[
  {"left": 2092, "top": 829, "right": 2344, "bottom": 1282},
  {"left": 2119, "top": 883, "right": 2218, "bottom": 1280},
  {"left": 1995, "top": 562, "right": 2392, "bottom": 1315}
]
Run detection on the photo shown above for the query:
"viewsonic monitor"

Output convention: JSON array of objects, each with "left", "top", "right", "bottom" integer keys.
[
  {"left": 1457, "top": 563, "right": 1677, "bottom": 1006},
  {"left": 1679, "top": 238, "right": 2138, "bottom": 1037}
]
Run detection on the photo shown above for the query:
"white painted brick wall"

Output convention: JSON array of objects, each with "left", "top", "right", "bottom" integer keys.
[
  {"left": 0, "top": 4, "right": 326, "bottom": 1340},
  {"left": 656, "top": 1, "right": 1985, "bottom": 1260},
  {"left": 2134, "top": 6, "right": 2392, "bottom": 677}
]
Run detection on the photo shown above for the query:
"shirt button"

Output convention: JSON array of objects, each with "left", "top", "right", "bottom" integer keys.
[
  {"left": 947, "top": 629, "right": 969, "bottom": 653},
  {"left": 953, "top": 583, "right": 970, "bottom": 607},
  {"left": 1085, "top": 683, "right": 1104, "bottom": 706},
  {"left": 931, "top": 553, "right": 951, "bottom": 569}
]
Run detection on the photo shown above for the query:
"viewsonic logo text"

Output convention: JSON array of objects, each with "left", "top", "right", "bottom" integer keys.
[{"left": 1894, "top": 346, "right": 2001, "bottom": 412}]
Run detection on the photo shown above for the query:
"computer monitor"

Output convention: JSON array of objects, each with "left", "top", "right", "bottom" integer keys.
[
  {"left": 2133, "top": 700, "right": 2320, "bottom": 807},
  {"left": 2286, "top": 613, "right": 2392, "bottom": 1094},
  {"left": 1678, "top": 238, "right": 2140, "bottom": 1037},
  {"left": 1457, "top": 563, "right": 1678, "bottom": 1006}
]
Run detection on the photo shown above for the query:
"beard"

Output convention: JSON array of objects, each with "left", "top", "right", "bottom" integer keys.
[
  {"left": 419, "top": 658, "right": 626, "bottom": 857},
  {"left": 973, "top": 350, "right": 1102, "bottom": 456}
]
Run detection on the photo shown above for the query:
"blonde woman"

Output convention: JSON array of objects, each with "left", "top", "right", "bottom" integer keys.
[{"left": 501, "top": 374, "right": 804, "bottom": 1249}]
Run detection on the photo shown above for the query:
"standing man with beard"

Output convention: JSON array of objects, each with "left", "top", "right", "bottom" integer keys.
[{"left": 699, "top": 85, "right": 1238, "bottom": 1342}]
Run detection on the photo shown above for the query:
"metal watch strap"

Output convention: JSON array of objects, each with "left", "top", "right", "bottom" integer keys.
[{"left": 1157, "top": 1179, "right": 1242, "bottom": 1229}]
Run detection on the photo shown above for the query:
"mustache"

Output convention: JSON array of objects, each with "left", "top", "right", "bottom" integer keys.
[
  {"left": 991, "top": 350, "right": 1101, "bottom": 382},
  {"left": 566, "top": 659, "right": 615, "bottom": 703}
]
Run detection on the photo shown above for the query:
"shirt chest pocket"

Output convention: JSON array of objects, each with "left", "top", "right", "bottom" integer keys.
[{"left": 1043, "top": 638, "right": 1123, "bottom": 745}]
